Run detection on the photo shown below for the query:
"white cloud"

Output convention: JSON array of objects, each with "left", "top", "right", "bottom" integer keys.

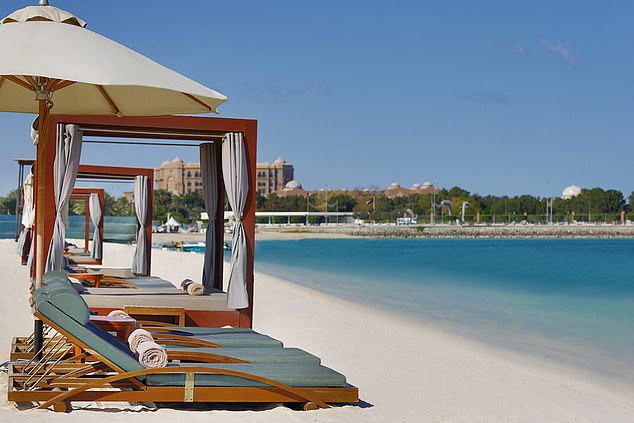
[{"left": 539, "top": 38, "right": 578, "bottom": 66}]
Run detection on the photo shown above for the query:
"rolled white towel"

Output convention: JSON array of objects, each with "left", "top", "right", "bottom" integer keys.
[
  {"left": 108, "top": 309, "right": 131, "bottom": 319},
  {"left": 180, "top": 278, "right": 193, "bottom": 292},
  {"left": 186, "top": 282, "right": 205, "bottom": 296},
  {"left": 127, "top": 328, "right": 154, "bottom": 353},
  {"left": 136, "top": 341, "right": 168, "bottom": 369}
]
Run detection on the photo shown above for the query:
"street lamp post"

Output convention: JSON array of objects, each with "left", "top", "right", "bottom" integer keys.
[{"left": 325, "top": 186, "right": 328, "bottom": 225}]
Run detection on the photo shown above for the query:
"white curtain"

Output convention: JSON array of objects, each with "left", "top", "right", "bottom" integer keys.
[
  {"left": 16, "top": 172, "right": 35, "bottom": 258},
  {"left": 222, "top": 132, "right": 249, "bottom": 309},
  {"left": 89, "top": 192, "right": 102, "bottom": 260},
  {"left": 200, "top": 143, "right": 218, "bottom": 290},
  {"left": 45, "top": 124, "right": 83, "bottom": 272},
  {"left": 132, "top": 175, "right": 149, "bottom": 275}
]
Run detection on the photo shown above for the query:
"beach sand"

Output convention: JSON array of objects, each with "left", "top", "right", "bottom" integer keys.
[
  {"left": 1, "top": 239, "right": 633, "bottom": 422},
  {"left": 151, "top": 228, "right": 354, "bottom": 244}
]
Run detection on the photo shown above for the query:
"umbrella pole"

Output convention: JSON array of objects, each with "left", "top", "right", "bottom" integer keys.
[{"left": 33, "top": 98, "right": 49, "bottom": 360}]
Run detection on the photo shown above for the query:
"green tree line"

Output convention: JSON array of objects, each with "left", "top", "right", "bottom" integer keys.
[{"left": 3, "top": 186, "right": 634, "bottom": 224}]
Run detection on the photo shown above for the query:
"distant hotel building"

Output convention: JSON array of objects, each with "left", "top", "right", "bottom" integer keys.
[
  {"left": 155, "top": 156, "right": 294, "bottom": 196},
  {"left": 255, "top": 157, "right": 294, "bottom": 195},
  {"left": 383, "top": 181, "right": 439, "bottom": 198}
]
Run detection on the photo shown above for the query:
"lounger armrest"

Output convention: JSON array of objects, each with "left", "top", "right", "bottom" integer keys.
[
  {"left": 166, "top": 350, "right": 249, "bottom": 364},
  {"left": 69, "top": 273, "right": 104, "bottom": 287}
]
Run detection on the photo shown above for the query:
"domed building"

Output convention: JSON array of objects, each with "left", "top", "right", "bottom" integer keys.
[
  {"left": 285, "top": 180, "right": 302, "bottom": 190},
  {"left": 256, "top": 157, "right": 295, "bottom": 195},
  {"left": 154, "top": 156, "right": 202, "bottom": 195},
  {"left": 279, "top": 179, "right": 307, "bottom": 197},
  {"left": 562, "top": 185, "right": 582, "bottom": 200},
  {"left": 156, "top": 155, "right": 295, "bottom": 196},
  {"left": 385, "top": 181, "right": 439, "bottom": 198},
  {"left": 385, "top": 182, "right": 412, "bottom": 198}
]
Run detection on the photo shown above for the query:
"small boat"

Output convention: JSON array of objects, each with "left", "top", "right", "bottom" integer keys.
[{"left": 182, "top": 241, "right": 206, "bottom": 253}]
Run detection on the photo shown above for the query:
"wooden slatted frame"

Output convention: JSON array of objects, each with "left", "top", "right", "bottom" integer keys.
[{"left": 8, "top": 312, "right": 358, "bottom": 411}]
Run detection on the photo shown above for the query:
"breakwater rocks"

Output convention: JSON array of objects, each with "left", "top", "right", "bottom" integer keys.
[{"left": 271, "top": 225, "right": 634, "bottom": 239}]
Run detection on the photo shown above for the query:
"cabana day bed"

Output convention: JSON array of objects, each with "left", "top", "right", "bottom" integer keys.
[
  {"left": 64, "top": 188, "right": 105, "bottom": 265},
  {"left": 33, "top": 115, "right": 256, "bottom": 328}
]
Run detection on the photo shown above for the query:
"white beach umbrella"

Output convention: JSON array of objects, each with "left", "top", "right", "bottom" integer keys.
[{"left": 0, "top": 1, "right": 228, "bottom": 288}]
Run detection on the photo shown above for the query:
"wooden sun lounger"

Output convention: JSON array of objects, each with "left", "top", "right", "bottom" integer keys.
[
  {"left": 8, "top": 273, "right": 358, "bottom": 412},
  {"left": 65, "top": 252, "right": 101, "bottom": 265}
]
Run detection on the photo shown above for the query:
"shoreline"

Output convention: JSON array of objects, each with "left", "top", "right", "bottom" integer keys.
[
  {"left": 253, "top": 265, "right": 634, "bottom": 391},
  {"left": 257, "top": 224, "right": 634, "bottom": 239},
  {"left": 1, "top": 240, "right": 633, "bottom": 421},
  {"left": 251, "top": 267, "right": 634, "bottom": 421},
  {"left": 148, "top": 225, "right": 634, "bottom": 243}
]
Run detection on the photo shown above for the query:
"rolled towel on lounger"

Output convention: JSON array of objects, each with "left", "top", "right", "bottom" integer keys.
[
  {"left": 136, "top": 341, "right": 168, "bottom": 368},
  {"left": 127, "top": 328, "right": 154, "bottom": 353},
  {"left": 181, "top": 279, "right": 204, "bottom": 296},
  {"left": 108, "top": 309, "right": 131, "bottom": 319},
  {"left": 180, "top": 278, "right": 193, "bottom": 292},
  {"left": 186, "top": 282, "right": 205, "bottom": 296}
]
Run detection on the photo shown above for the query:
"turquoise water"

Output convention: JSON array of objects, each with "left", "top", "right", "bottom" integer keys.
[
  {"left": 254, "top": 239, "right": 634, "bottom": 384},
  {"left": 1, "top": 214, "right": 136, "bottom": 243},
  {"left": 0, "top": 215, "right": 16, "bottom": 239}
]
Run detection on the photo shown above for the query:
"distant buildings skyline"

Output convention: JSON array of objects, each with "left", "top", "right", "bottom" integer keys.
[
  {"left": 154, "top": 156, "right": 297, "bottom": 196},
  {"left": 152, "top": 155, "right": 585, "bottom": 201}
]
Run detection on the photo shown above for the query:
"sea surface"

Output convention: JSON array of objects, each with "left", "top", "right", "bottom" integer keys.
[
  {"left": 1, "top": 214, "right": 136, "bottom": 243},
  {"left": 253, "top": 238, "right": 634, "bottom": 384}
]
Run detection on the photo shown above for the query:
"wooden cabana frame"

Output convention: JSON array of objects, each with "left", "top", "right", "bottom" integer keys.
[
  {"left": 67, "top": 187, "right": 105, "bottom": 265},
  {"left": 33, "top": 114, "right": 258, "bottom": 328},
  {"left": 74, "top": 164, "right": 154, "bottom": 272}
]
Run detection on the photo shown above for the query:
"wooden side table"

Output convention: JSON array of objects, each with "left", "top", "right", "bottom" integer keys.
[
  {"left": 90, "top": 315, "right": 138, "bottom": 341},
  {"left": 123, "top": 306, "right": 186, "bottom": 327}
]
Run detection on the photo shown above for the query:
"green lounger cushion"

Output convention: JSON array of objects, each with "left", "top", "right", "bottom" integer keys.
[
  {"left": 145, "top": 363, "right": 346, "bottom": 388},
  {"left": 36, "top": 301, "right": 144, "bottom": 375},
  {"left": 153, "top": 331, "right": 283, "bottom": 348},
  {"left": 163, "top": 346, "right": 321, "bottom": 364},
  {"left": 155, "top": 327, "right": 253, "bottom": 336},
  {"left": 44, "top": 271, "right": 71, "bottom": 285},
  {"left": 38, "top": 274, "right": 90, "bottom": 325}
]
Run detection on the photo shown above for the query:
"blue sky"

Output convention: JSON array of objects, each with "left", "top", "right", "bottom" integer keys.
[{"left": 1, "top": 1, "right": 634, "bottom": 198}]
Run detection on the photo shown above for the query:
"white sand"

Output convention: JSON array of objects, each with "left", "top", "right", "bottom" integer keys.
[{"left": 1, "top": 239, "right": 633, "bottom": 422}]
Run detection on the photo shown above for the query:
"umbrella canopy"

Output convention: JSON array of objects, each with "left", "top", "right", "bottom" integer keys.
[
  {"left": 2, "top": 4, "right": 87, "bottom": 27},
  {"left": 165, "top": 216, "right": 181, "bottom": 227},
  {"left": 0, "top": 6, "right": 227, "bottom": 115},
  {"left": 0, "top": 0, "right": 232, "bottom": 355},
  {"left": 0, "top": 2, "right": 228, "bottom": 288}
]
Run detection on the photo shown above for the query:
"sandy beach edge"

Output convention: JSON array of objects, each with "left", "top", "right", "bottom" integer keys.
[{"left": 1, "top": 240, "right": 633, "bottom": 422}]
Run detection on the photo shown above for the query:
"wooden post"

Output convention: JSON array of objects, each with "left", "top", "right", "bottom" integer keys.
[
  {"left": 146, "top": 171, "right": 154, "bottom": 276},
  {"left": 239, "top": 119, "right": 258, "bottom": 329},
  {"left": 214, "top": 141, "right": 225, "bottom": 292},
  {"left": 99, "top": 190, "right": 105, "bottom": 262},
  {"left": 34, "top": 100, "right": 48, "bottom": 288}
]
